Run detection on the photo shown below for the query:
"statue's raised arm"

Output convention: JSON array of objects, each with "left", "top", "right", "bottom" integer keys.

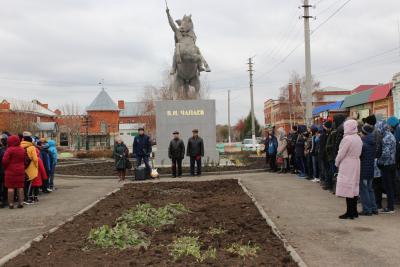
[{"left": 166, "top": 9, "right": 178, "bottom": 33}]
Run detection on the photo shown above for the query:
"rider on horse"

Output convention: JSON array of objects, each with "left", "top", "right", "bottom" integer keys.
[{"left": 166, "top": 8, "right": 211, "bottom": 75}]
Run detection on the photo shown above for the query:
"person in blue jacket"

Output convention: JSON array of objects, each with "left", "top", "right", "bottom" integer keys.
[
  {"left": 133, "top": 127, "right": 152, "bottom": 175},
  {"left": 268, "top": 127, "right": 278, "bottom": 172},
  {"left": 47, "top": 140, "right": 58, "bottom": 191}
]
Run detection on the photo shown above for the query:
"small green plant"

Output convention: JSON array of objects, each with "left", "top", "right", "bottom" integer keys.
[
  {"left": 88, "top": 203, "right": 188, "bottom": 250},
  {"left": 118, "top": 203, "right": 189, "bottom": 229},
  {"left": 170, "top": 236, "right": 216, "bottom": 262},
  {"left": 207, "top": 226, "right": 227, "bottom": 236},
  {"left": 226, "top": 242, "right": 260, "bottom": 258},
  {"left": 88, "top": 223, "right": 149, "bottom": 250},
  {"left": 181, "top": 227, "right": 200, "bottom": 235}
]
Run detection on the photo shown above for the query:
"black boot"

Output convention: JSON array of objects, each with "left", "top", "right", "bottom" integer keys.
[{"left": 339, "top": 198, "right": 354, "bottom": 219}]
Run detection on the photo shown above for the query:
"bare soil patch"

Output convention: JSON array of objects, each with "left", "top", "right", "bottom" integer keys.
[{"left": 6, "top": 180, "right": 296, "bottom": 267}]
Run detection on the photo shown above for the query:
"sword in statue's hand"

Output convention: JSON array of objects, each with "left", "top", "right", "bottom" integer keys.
[{"left": 165, "top": 0, "right": 169, "bottom": 12}]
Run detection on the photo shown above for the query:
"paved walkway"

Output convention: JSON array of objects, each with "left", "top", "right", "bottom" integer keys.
[
  {"left": 239, "top": 172, "right": 400, "bottom": 267},
  {"left": 0, "top": 178, "right": 121, "bottom": 259},
  {"left": 1, "top": 173, "right": 400, "bottom": 267}
]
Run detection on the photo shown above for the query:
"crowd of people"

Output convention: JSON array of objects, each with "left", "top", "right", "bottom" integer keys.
[
  {"left": 0, "top": 131, "right": 58, "bottom": 209},
  {"left": 265, "top": 114, "right": 400, "bottom": 218}
]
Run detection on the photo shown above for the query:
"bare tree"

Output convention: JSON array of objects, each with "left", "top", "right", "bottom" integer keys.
[
  {"left": 57, "top": 103, "right": 83, "bottom": 149},
  {"left": 3, "top": 101, "right": 38, "bottom": 134}
]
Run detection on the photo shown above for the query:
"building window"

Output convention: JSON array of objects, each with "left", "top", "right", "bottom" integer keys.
[
  {"left": 100, "top": 122, "right": 107, "bottom": 134},
  {"left": 60, "top": 133, "right": 69, "bottom": 146}
]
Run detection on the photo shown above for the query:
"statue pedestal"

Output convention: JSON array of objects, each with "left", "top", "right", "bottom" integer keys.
[{"left": 155, "top": 99, "right": 219, "bottom": 166}]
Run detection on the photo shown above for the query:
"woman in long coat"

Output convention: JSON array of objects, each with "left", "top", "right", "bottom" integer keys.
[
  {"left": 113, "top": 136, "right": 130, "bottom": 182},
  {"left": 335, "top": 119, "right": 363, "bottom": 219},
  {"left": 276, "top": 127, "right": 289, "bottom": 173},
  {"left": 2, "top": 135, "right": 25, "bottom": 209}
]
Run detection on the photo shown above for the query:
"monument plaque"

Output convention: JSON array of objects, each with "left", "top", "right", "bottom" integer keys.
[{"left": 155, "top": 100, "right": 219, "bottom": 166}]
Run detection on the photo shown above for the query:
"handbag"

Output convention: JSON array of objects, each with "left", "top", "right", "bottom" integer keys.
[
  {"left": 276, "top": 156, "right": 284, "bottom": 165},
  {"left": 125, "top": 158, "right": 133, "bottom": 170}
]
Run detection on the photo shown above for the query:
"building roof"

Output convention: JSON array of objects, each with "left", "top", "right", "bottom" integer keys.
[
  {"left": 341, "top": 89, "right": 373, "bottom": 108},
  {"left": 119, "top": 102, "right": 146, "bottom": 117},
  {"left": 1, "top": 98, "right": 56, "bottom": 116},
  {"left": 86, "top": 89, "right": 119, "bottom": 111},
  {"left": 312, "top": 101, "right": 344, "bottom": 116},
  {"left": 341, "top": 82, "right": 392, "bottom": 108},
  {"left": 35, "top": 122, "right": 58, "bottom": 131},
  {"left": 351, "top": 84, "right": 377, "bottom": 94},
  {"left": 368, "top": 82, "right": 393, "bottom": 102},
  {"left": 315, "top": 86, "right": 349, "bottom": 92}
]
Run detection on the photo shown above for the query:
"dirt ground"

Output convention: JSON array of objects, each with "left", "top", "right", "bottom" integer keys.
[
  {"left": 6, "top": 180, "right": 295, "bottom": 267},
  {"left": 56, "top": 157, "right": 266, "bottom": 176}
]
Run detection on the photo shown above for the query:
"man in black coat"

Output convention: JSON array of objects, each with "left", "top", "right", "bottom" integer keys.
[
  {"left": 133, "top": 127, "right": 152, "bottom": 175},
  {"left": 168, "top": 131, "right": 185, "bottom": 178},
  {"left": 187, "top": 129, "right": 204, "bottom": 176}
]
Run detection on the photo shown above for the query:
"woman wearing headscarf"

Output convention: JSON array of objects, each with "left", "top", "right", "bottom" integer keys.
[
  {"left": 335, "top": 119, "right": 362, "bottom": 219},
  {"left": 113, "top": 136, "right": 130, "bottom": 182},
  {"left": 276, "top": 127, "right": 289, "bottom": 173}
]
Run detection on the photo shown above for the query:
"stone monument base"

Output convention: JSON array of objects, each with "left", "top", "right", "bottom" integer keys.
[{"left": 155, "top": 99, "right": 219, "bottom": 166}]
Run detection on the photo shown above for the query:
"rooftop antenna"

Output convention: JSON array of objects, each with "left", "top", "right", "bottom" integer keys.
[{"left": 98, "top": 79, "right": 105, "bottom": 90}]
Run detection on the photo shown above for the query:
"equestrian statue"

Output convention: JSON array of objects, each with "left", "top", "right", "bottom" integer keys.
[{"left": 166, "top": 5, "right": 211, "bottom": 99}]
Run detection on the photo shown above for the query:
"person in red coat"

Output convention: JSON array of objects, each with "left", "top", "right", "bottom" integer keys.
[
  {"left": 2, "top": 135, "right": 25, "bottom": 209},
  {"left": 30, "top": 147, "right": 48, "bottom": 202}
]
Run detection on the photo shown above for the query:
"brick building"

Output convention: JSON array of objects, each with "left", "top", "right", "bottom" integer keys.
[
  {"left": 0, "top": 98, "right": 57, "bottom": 138},
  {"left": 264, "top": 83, "right": 350, "bottom": 132}
]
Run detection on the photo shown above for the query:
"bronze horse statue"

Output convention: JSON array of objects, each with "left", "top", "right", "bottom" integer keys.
[{"left": 166, "top": 7, "right": 210, "bottom": 99}]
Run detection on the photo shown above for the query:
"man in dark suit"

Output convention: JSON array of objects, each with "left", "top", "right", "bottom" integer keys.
[
  {"left": 168, "top": 131, "right": 185, "bottom": 178},
  {"left": 186, "top": 129, "right": 204, "bottom": 176}
]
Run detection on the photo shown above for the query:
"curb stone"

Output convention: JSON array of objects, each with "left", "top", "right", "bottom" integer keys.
[
  {"left": 238, "top": 179, "right": 308, "bottom": 267},
  {"left": 0, "top": 187, "right": 122, "bottom": 266},
  {"left": 55, "top": 168, "right": 266, "bottom": 179}
]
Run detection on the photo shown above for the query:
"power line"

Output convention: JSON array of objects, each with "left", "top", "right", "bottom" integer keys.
[
  {"left": 315, "top": 0, "right": 344, "bottom": 17},
  {"left": 316, "top": 47, "right": 399, "bottom": 76},
  {"left": 312, "top": 0, "right": 352, "bottom": 34},
  {"left": 255, "top": 42, "right": 304, "bottom": 81}
]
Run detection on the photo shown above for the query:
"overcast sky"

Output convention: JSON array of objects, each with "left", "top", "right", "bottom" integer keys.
[{"left": 0, "top": 0, "right": 399, "bottom": 124}]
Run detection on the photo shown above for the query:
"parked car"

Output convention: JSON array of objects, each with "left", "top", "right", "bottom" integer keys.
[{"left": 242, "top": 138, "right": 261, "bottom": 151}]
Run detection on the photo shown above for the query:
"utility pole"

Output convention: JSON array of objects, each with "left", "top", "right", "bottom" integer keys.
[
  {"left": 302, "top": 0, "right": 313, "bottom": 126},
  {"left": 247, "top": 57, "right": 256, "bottom": 149},
  {"left": 228, "top": 90, "right": 232, "bottom": 146}
]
